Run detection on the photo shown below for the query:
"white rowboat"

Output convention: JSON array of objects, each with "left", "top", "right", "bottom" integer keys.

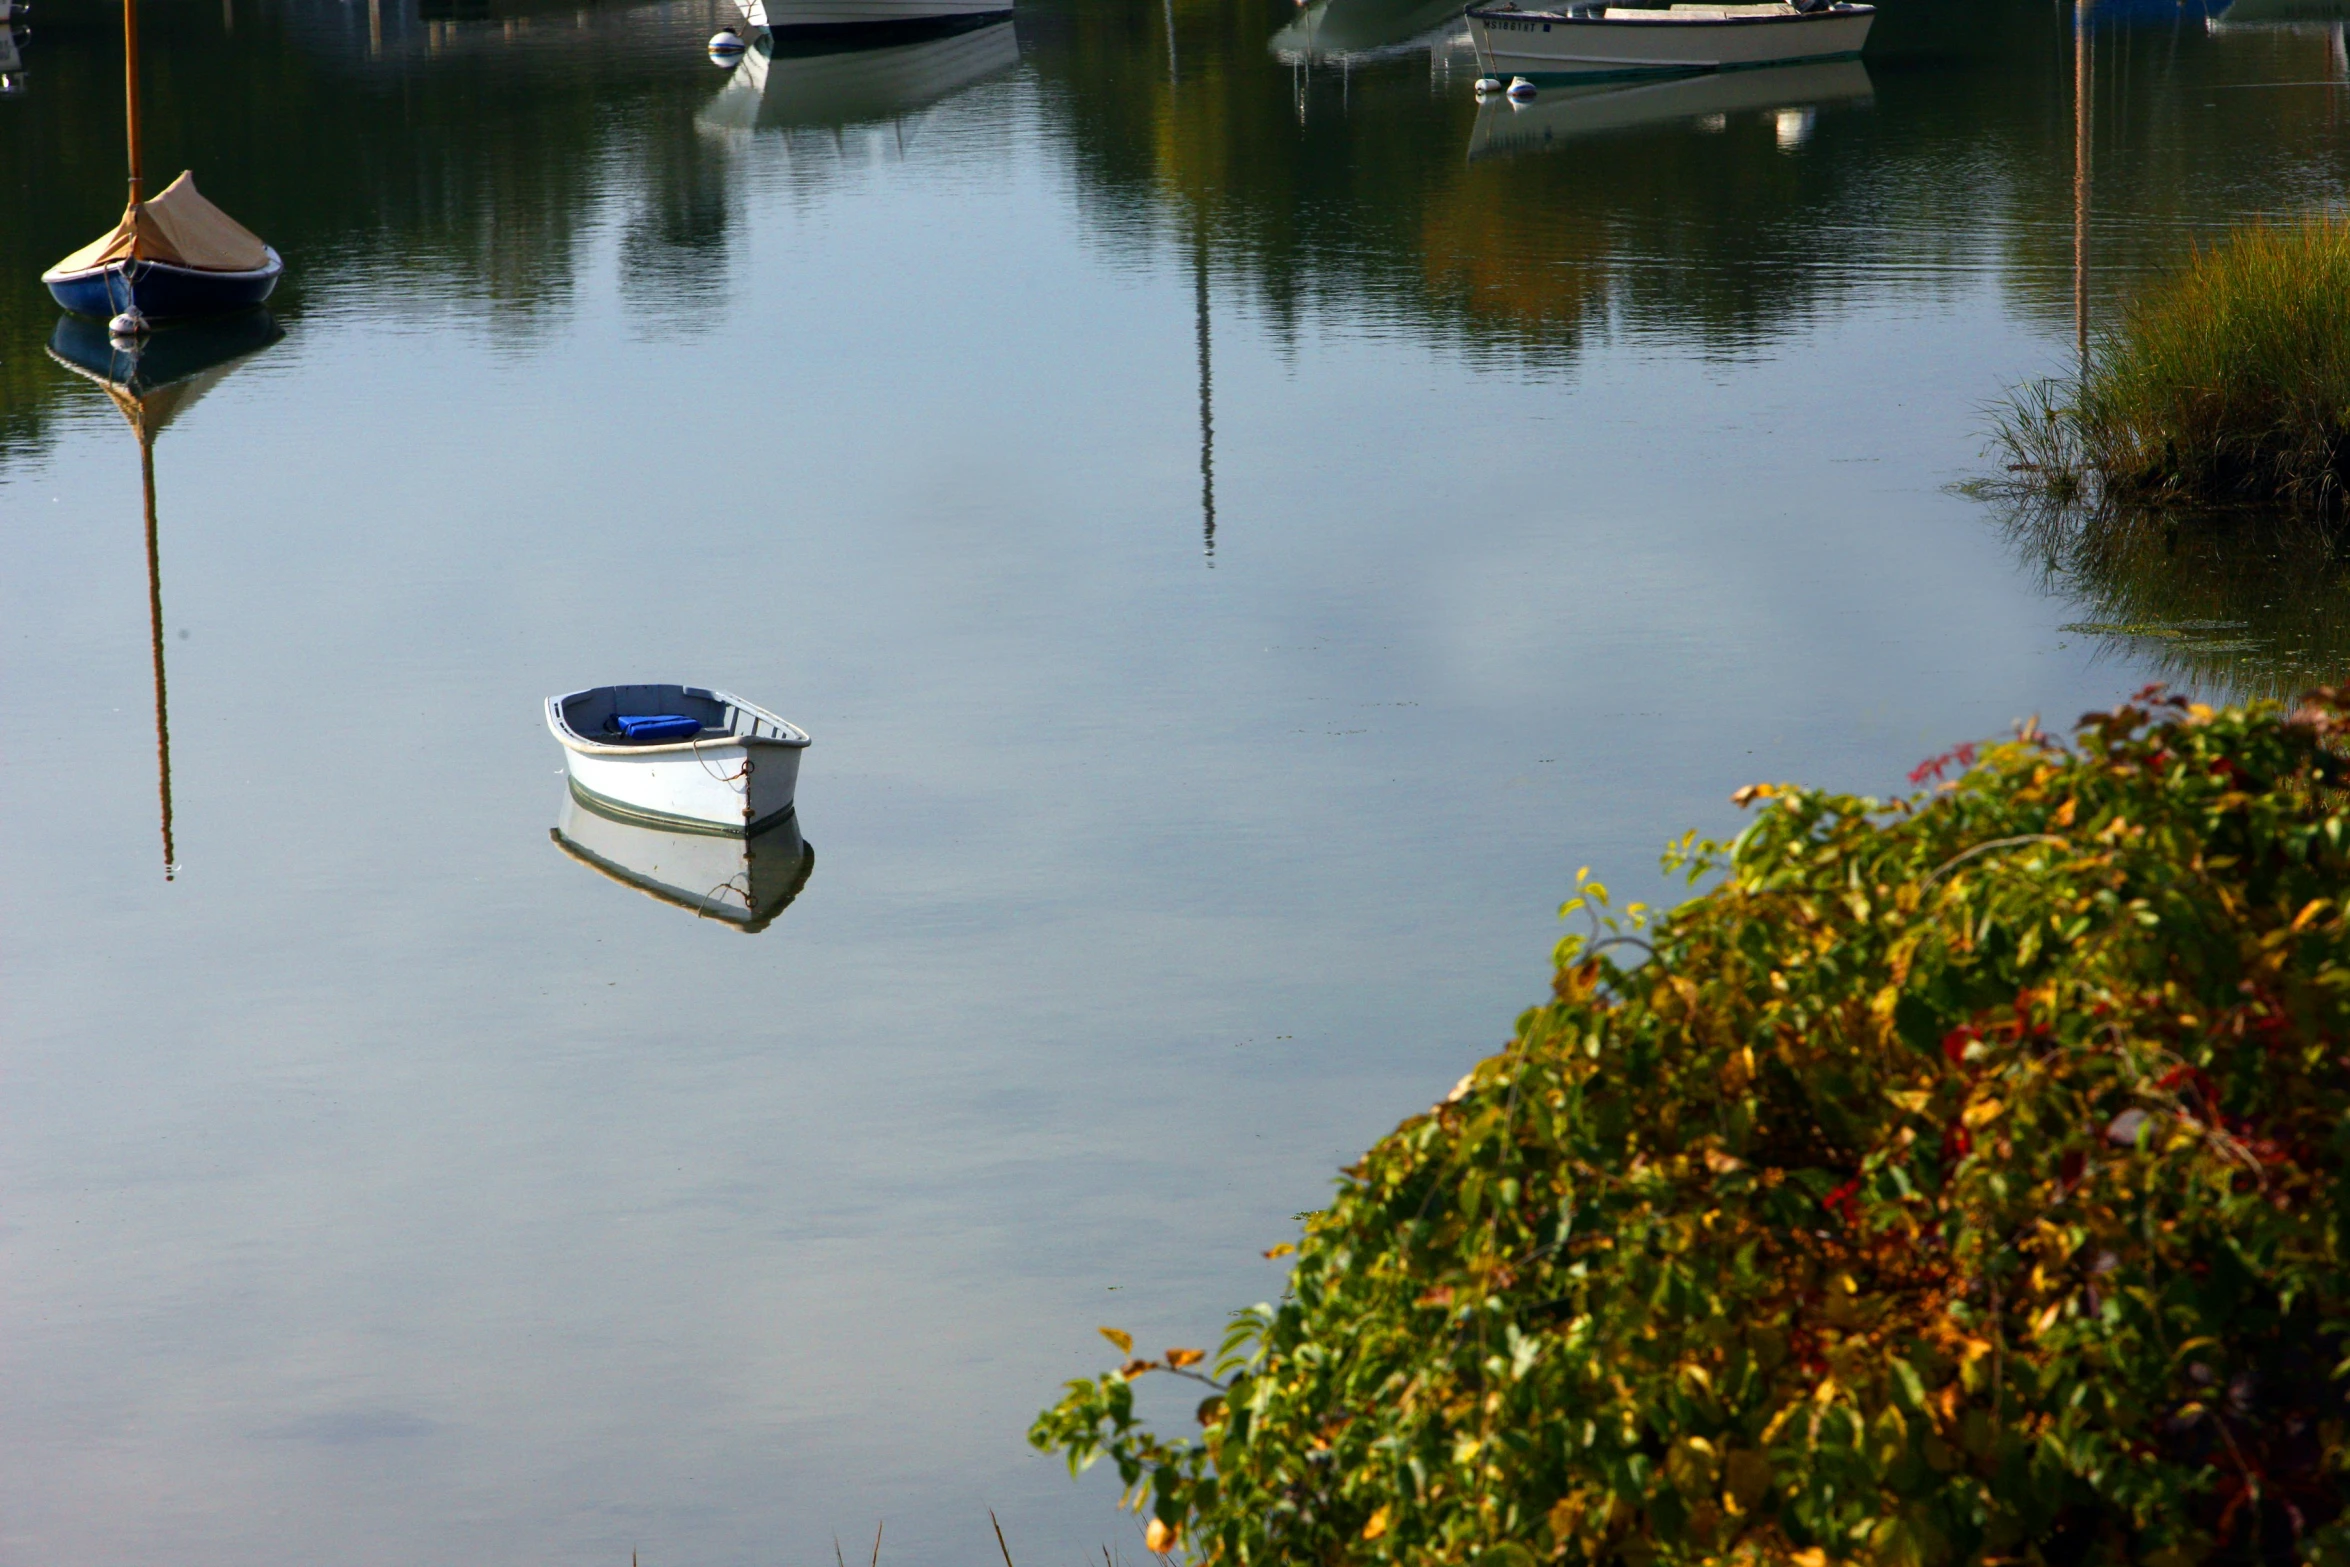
[
  {"left": 545, "top": 684, "right": 809, "bottom": 837},
  {"left": 1466, "top": 1, "right": 1873, "bottom": 80}
]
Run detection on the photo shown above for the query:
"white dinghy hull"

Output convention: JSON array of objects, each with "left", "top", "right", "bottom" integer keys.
[
  {"left": 1467, "top": 2, "right": 1873, "bottom": 79},
  {"left": 735, "top": 0, "right": 1011, "bottom": 35},
  {"left": 545, "top": 684, "right": 809, "bottom": 837}
]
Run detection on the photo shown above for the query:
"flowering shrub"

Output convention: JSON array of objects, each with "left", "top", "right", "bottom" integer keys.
[{"left": 1034, "top": 691, "right": 2350, "bottom": 1566}]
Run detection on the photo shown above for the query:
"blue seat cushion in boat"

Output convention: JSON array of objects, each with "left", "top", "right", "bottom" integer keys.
[{"left": 608, "top": 714, "right": 704, "bottom": 741}]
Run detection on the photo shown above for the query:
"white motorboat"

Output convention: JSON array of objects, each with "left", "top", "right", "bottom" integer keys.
[
  {"left": 552, "top": 790, "right": 814, "bottom": 932},
  {"left": 1466, "top": 0, "right": 1873, "bottom": 80},
  {"left": 732, "top": 0, "right": 1009, "bottom": 38},
  {"left": 545, "top": 684, "right": 809, "bottom": 837}
]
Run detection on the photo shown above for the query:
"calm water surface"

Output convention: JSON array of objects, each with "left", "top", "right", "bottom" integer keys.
[{"left": 5, "top": 0, "right": 2350, "bottom": 1559}]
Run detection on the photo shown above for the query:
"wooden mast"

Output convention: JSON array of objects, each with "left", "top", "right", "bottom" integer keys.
[{"left": 124, "top": 0, "right": 143, "bottom": 206}]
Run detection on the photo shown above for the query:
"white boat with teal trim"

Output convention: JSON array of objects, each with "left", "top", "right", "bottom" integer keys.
[
  {"left": 1466, "top": 0, "right": 1872, "bottom": 80},
  {"left": 545, "top": 684, "right": 809, "bottom": 837}
]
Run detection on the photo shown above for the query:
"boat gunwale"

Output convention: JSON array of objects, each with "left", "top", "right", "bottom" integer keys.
[
  {"left": 544, "top": 684, "right": 812, "bottom": 758},
  {"left": 40, "top": 246, "right": 286, "bottom": 289}
]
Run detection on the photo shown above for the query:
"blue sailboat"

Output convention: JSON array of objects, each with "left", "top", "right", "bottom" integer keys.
[{"left": 40, "top": 0, "right": 280, "bottom": 326}]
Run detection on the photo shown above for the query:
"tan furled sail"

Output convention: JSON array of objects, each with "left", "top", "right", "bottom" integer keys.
[{"left": 48, "top": 172, "right": 271, "bottom": 275}]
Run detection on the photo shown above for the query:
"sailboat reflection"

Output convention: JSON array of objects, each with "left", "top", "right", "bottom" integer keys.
[
  {"left": 2206, "top": 0, "right": 2350, "bottom": 74},
  {"left": 551, "top": 792, "right": 815, "bottom": 933},
  {"left": 45, "top": 309, "right": 285, "bottom": 880},
  {"left": 0, "top": 24, "right": 26, "bottom": 95},
  {"left": 697, "top": 18, "right": 1017, "bottom": 135},
  {"left": 1468, "top": 58, "right": 1871, "bottom": 159},
  {"left": 1268, "top": 0, "right": 1470, "bottom": 61}
]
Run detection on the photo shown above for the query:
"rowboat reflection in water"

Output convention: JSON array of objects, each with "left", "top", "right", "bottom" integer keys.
[
  {"left": 1, "top": 25, "right": 27, "bottom": 96},
  {"left": 1467, "top": 55, "right": 1869, "bottom": 157},
  {"left": 1268, "top": 0, "right": 1474, "bottom": 62},
  {"left": 45, "top": 310, "right": 286, "bottom": 879},
  {"left": 551, "top": 792, "right": 815, "bottom": 933}
]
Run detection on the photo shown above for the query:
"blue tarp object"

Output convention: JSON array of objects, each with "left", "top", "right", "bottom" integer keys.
[{"left": 610, "top": 714, "right": 703, "bottom": 741}]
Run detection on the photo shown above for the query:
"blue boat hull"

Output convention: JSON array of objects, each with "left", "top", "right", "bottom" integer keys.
[{"left": 43, "top": 248, "right": 283, "bottom": 322}]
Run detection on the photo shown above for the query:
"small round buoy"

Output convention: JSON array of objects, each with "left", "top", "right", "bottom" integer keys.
[
  {"left": 1474, "top": 75, "right": 1503, "bottom": 93},
  {"left": 108, "top": 309, "right": 149, "bottom": 339},
  {"left": 708, "top": 26, "right": 745, "bottom": 54},
  {"left": 1505, "top": 74, "right": 1536, "bottom": 99}
]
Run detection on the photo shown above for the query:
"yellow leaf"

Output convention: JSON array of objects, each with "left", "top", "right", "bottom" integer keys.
[
  {"left": 2294, "top": 898, "right": 2332, "bottom": 932},
  {"left": 1361, "top": 1505, "right": 1392, "bottom": 1541},
  {"left": 1792, "top": 1551, "right": 1828, "bottom": 1567},
  {"left": 1263, "top": 1243, "right": 1296, "bottom": 1260},
  {"left": 2033, "top": 1302, "right": 2063, "bottom": 1335},
  {"left": 1702, "top": 1149, "right": 1745, "bottom": 1175},
  {"left": 1962, "top": 1098, "right": 2006, "bottom": 1128},
  {"left": 1099, "top": 1327, "right": 1133, "bottom": 1355},
  {"left": 1145, "top": 1518, "right": 1181, "bottom": 1554},
  {"left": 1166, "top": 1348, "right": 1205, "bottom": 1369},
  {"left": 1731, "top": 783, "right": 1778, "bottom": 808}
]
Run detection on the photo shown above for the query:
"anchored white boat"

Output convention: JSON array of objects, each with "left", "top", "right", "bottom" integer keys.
[
  {"left": 545, "top": 684, "right": 809, "bottom": 837},
  {"left": 1466, "top": 0, "right": 1873, "bottom": 80},
  {"left": 553, "top": 791, "right": 815, "bottom": 932}
]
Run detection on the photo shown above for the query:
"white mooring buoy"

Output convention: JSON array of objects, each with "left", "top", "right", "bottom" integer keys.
[
  {"left": 108, "top": 309, "right": 149, "bottom": 340},
  {"left": 1505, "top": 74, "right": 1536, "bottom": 99},
  {"left": 708, "top": 27, "right": 745, "bottom": 55},
  {"left": 1474, "top": 75, "right": 1503, "bottom": 93}
]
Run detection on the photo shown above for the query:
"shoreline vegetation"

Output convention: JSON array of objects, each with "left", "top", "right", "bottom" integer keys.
[
  {"left": 1992, "top": 217, "right": 2350, "bottom": 522},
  {"left": 1035, "top": 692, "right": 2350, "bottom": 1563}
]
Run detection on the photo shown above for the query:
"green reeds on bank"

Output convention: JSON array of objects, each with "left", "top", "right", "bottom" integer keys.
[{"left": 1995, "top": 215, "right": 2350, "bottom": 517}]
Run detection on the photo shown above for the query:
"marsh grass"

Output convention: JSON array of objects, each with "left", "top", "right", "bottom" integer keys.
[{"left": 1993, "top": 215, "right": 2350, "bottom": 517}]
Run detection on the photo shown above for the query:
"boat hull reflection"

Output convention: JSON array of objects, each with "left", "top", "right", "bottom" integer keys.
[
  {"left": 699, "top": 18, "right": 1018, "bottom": 131},
  {"left": 1269, "top": 0, "right": 1471, "bottom": 61},
  {"left": 47, "top": 308, "right": 286, "bottom": 394},
  {"left": 1469, "top": 56, "right": 1869, "bottom": 156},
  {"left": 552, "top": 789, "right": 814, "bottom": 933}
]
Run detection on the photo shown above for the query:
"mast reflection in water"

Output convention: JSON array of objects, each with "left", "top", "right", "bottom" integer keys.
[{"left": 44, "top": 310, "right": 284, "bottom": 881}]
